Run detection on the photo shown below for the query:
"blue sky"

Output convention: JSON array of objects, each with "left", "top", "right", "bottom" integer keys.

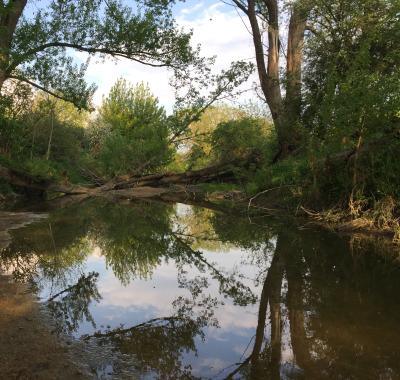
[
  {"left": 22, "top": 0, "right": 257, "bottom": 112},
  {"left": 81, "top": 0, "right": 257, "bottom": 111}
]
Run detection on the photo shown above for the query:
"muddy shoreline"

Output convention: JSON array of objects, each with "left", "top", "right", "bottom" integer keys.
[{"left": 0, "top": 275, "right": 92, "bottom": 380}]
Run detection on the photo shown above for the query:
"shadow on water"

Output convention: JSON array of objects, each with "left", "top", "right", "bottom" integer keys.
[{"left": 1, "top": 198, "right": 400, "bottom": 379}]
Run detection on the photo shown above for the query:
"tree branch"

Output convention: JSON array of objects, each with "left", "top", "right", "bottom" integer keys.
[
  {"left": 84, "top": 316, "right": 185, "bottom": 340},
  {"left": 7, "top": 75, "right": 85, "bottom": 108},
  {"left": 8, "top": 41, "right": 182, "bottom": 73},
  {"left": 230, "top": 0, "right": 249, "bottom": 15}
]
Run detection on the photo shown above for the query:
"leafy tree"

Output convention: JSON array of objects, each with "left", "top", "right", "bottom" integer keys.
[
  {"left": 99, "top": 79, "right": 165, "bottom": 133},
  {"left": 211, "top": 117, "right": 271, "bottom": 163},
  {"left": 303, "top": 0, "right": 400, "bottom": 202},
  {"left": 89, "top": 79, "right": 171, "bottom": 176},
  {"left": 183, "top": 104, "right": 246, "bottom": 169},
  {"left": 0, "top": 0, "right": 200, "bottom": 109}
]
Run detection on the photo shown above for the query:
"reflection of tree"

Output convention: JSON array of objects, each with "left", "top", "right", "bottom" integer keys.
[
  {"left": 84, "top": 275, "right": 219, "bottom": 380},
  {"left": 86, "top": 201, "right": 258, "bottom": 306},
  {"left": 222, "top": 227, "right": 400, "bottom": 380},
  {"left": 175, "top": 206, "right": 229, "bottom": 252},
  {"left": 171, "top": 232, "right": 257, "bottom": 306},
  {"left": 88, "top": 202, "right": 173, "bottom": 284},
  {"left": 0, "top": 228, "right": 90, "bottom": 289},
  {"left": 223, "top": 236, "right": 285, "bottom": 380},
  {"left": 47, "top": 272, "right": 101, "bottom": 334},
  {"left": 3, "top": 199, "right": 400, "bottom": 379}
]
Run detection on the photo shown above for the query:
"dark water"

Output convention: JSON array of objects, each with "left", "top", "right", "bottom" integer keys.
[{"left": 1, "top": 199, "right": 400, "bottom": 379}]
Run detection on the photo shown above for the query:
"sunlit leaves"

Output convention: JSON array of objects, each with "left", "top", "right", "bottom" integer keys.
[{"left": 3, "top": 0, "right": 198, "bottom": 109}]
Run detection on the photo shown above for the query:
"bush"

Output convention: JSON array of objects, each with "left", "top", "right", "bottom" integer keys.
[{"left": 211, "top": 117, "right": 272, "bottom": 163}]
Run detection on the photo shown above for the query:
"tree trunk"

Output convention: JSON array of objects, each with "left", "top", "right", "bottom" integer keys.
[
  {"left": 282, "top": 4, "right": 308, "bottom": 156},
  {"left": 248, "top": 0, "right": 284, "bottom": 126},
  {"left": 237, "top": 0, "right": 309, "bottom": 159},
  {"left": 0, "top": 153, "right": 259, "bottom": 198},
  {"left": 0, "top": 69, "right": 6, "bottom": 90},
  {"left": 250, "top": 240, "right": 284, "bottom": 377},
  {"left": 46, "top": 106, "right": 55, "bottom": 160},
  {"left": 0, "top": 0, "right": 28, "bottom": 92}
]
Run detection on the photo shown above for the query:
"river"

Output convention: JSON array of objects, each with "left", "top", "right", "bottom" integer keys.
[{"left": 1, "top": 199, "right": 400, "bottom": 379}]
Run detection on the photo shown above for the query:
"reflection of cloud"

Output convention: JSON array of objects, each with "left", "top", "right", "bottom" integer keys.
[
  {"left": 99, "top": 261, "right": 183, "bottom": 315},
  {"left": 233, "top": 343, "right": 249, "bottom": 355},
  {"left": 90, "top": 246, "right": 103, "bottom": 259},
  {"left": 87, "top": 249, "right": 261, "bottom": 333},
  {"left": 197, "top": 357, "right": 228, "bottom": 371},
  {"left": 213, "top": 304, "right": 258, "bottom": 331}
]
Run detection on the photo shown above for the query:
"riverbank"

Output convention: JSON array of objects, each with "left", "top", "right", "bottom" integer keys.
[
  {"left": 245, "top": 188, "right": 400, "bottom": 245},
  {"left": 195, "top": 186, "right": 400, "bottom": 248},
  {"left": 0, "top": 275, "right": 91, "bottom": 380}
]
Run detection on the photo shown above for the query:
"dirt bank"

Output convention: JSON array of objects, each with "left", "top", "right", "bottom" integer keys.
[{"left": 0, "top": 275, "right": 92, "bottom": 380}]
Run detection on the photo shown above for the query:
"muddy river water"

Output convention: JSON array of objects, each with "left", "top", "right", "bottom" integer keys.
[{"left": 1, "top": 199, "right": 400, "bottom": 379}]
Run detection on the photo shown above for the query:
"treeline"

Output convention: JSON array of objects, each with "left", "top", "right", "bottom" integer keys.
[
  {"left": 0, "top": 79, "right": 268, "bottom": 185},
  {"left": 0, "top": 79, "right": 172, "bottom": 185}
]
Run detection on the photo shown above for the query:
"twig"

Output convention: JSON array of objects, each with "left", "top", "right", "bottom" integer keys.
[{"left": 247, "top": 185, "right": 294, "bottom": 214}]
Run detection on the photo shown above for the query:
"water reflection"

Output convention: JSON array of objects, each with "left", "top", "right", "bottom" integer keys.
[{"left": 1, "top": 199, "right": 400, "bottom": 379}]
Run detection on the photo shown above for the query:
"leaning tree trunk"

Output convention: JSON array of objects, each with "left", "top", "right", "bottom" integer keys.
[{"left": 0, "top": 153, "right": 260, "bottom": 200}]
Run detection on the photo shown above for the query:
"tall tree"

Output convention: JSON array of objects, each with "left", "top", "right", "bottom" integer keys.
[
  {"left": 0, "top": 0, "right": 199, "bottom": 109},
  {"left": 229, "top": 0, "right": 310, "bottom": 158}
]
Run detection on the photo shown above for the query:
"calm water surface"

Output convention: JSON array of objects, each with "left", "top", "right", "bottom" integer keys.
[{"left": 2, "top": 199, "right": 400, "bottom": 379}]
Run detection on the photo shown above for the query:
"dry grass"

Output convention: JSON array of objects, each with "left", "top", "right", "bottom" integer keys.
[{"left": 301, "top": 196, "right": 400, "bottom": 244}]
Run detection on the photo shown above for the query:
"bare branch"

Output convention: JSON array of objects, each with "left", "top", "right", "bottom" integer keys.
[{"left": 230, "top": 0, "right": 249, "bottom": 15}]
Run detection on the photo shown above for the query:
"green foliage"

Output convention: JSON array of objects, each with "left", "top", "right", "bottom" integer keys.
[
  {"left": 302, "top": 0, "right": 400, "bottom": 204},
  {"left": 183, "top": 104, "right": 246, "bottom": 170},
  {"left": 89, "top": 79, "right": 172, "bottom": 176},
  {"left": 0, "top": 91, "right": 90, "bottom": 183},
  {"left": 1, "top": 0, "right": 200, "bottom": 108},
  {"left": 211, "top": 117, "right": 272, "bottom": 163},
  {"left": 196, "top": 183, "right": 239, "bottom": 193},
  {"left": 24, "top": 158, "right": 60, "bottom": 180}
]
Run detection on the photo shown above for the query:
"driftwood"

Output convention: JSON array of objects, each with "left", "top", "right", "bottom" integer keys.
[
  {"left": 0, "top": 154, "right": 259, "bottom": 201},
  {"left": 97, "top": 155, "right": 255, "bottom": 192}
]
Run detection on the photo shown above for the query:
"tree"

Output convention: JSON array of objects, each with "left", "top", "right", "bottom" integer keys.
[
  {"left": 228, "top": 0, "right": 311, "bottom": 158},
  {"left": 183, "top": 104, "right": 246, "bottom": 169},
  {"left": 303, "top": 0, "right": 400, "bottom": 202},
  {"left": 89, "top": 79, "right": 171, "bottom": 176},
  {"left": 0, "top": 0, "right": 199, "bottom": 109},
  {"left": 211, "top": 117, "right": 270, "bottom": 163}
]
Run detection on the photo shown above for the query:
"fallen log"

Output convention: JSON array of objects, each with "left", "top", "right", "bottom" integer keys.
[
  {"left": 98, "top": 153, "right": 259, "bottom": 192},
  {"left": 0, "top": 153, "right": 260, "bottom": 200}
]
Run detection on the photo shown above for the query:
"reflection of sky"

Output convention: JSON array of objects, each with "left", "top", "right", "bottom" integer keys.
[
  {"left": 34, "top": 202, "right": 299, "bottom": 379},
  {"left": 38, "top": 234, "right": 281, "bottom": 377}
]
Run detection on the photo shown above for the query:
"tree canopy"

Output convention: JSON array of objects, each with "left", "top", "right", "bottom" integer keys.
[{"left": 0, "top": 0, "right": 200, "bottom": 109}]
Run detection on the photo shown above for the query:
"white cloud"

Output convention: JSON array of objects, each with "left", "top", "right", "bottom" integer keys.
[
  {"left": 84, "top": 1, "right": 257, "bottom": 112},
  {"left": 181, "top": 1, "right": 205, "bottom": 15}
]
